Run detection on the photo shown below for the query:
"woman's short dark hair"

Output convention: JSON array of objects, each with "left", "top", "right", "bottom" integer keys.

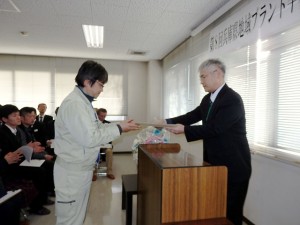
[{"left": 75, "top": 60, "right": 108, "bottom": 87}]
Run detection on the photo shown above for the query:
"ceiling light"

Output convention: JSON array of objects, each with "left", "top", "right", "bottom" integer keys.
[{"left": 82, "top": 25, "right": 104, "bottom": 48}]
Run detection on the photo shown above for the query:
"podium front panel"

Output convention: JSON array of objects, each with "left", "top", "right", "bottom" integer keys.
[{"left": 137, "top": 144, "right": 227, "bottom": 225}]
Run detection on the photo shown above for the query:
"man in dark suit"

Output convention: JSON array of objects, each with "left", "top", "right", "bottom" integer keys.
[
  {"left": 19, "top": 106, "right": 55, "bottom": 195},
  {"left": 34, "top": 103, "right": 53, "bottom": 147},
  {"left": 36, "top": 103, "right": 53, "bottom": 124},
  {"left": 164, "top": 59, "right": 251, "bottom": 225}
]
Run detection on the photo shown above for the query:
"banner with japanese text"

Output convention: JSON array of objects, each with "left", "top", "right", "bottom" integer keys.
[{"left": 209, "top": 0, "right": 300, "bottom": 55}]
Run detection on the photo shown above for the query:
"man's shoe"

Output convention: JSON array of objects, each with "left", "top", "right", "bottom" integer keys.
[
  {"left": 92, "top": 169, "right": 97, "bottom": 181},
  {"left": 92, "top": 174, "right": 97, "bottom": 181},
  {"left": 48, "top": 191, "right": 56, "bottom": 197},
  {"left": 44, "top": 198, "right": 55, "bottom": 206},
  {"left": 107, "top": 174, "right": 115, "bottom": 180},
  {"left": 29, "top": 207, "right": 51, "bottom": 215}
]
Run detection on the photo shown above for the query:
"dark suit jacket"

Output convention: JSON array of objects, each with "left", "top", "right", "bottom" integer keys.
[
  {"left": 44, "top": 120, "right": 55, "bottom": 140},
  {"left": 0, "top": 125, "right": 25, "bottom": 172},
  {"left": 35, "top": 115, "right": 53, "bottom": 124},
  {"left": 34, "top": 115, "right": 53, "bottom": 146},
  {"left": 18, "top": 124, "right": 36, "bottom": 143},
  {"left": 168, "top": 84, "right": 251, "bottom": 183}
]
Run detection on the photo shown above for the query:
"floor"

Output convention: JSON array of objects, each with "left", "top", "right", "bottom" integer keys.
[{"left": 29, "top": 153, "right": 137, "bottom": 225}]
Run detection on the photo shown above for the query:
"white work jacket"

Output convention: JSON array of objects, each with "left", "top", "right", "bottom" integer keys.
[{"left": 54, "top": 86, "right": 120, "bottom": 171}]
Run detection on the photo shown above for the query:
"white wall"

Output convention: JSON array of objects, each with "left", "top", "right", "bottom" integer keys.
[
  {"left": 244, "top": 155, "right": 300, "bottom": 225},
  {"left": 113, "top": 61, "right": 147, "bottom": 152},
  {"left": 146, "top": 60, "right": 163, "bottom": 121}
]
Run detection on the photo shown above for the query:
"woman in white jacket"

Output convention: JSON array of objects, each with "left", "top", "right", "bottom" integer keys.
[{"left": 54, "top": 60, "right": 139, "bottom": 225}]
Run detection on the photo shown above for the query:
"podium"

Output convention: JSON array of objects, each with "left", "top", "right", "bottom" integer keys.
[{"left": 137, "top": 144, "right": 229, "bottom": 225}]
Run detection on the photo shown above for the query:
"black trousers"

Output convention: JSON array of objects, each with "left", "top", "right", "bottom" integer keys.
[
  {"left": 41, "top": 160, "right": 55, "bottom": 192},
  {"left": 0, "top": 191, "right": 22, "bottom": 225},
  {"left": 227, "top": 179, "right": 250, "bottom": 225},
  {"left": 4, "top": 165, "right": 49, "bottom": 210}
]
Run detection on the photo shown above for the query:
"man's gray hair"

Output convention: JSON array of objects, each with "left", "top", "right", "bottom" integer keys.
[{"left": 199, "top": 59, "right": 226, "bottom": 74}]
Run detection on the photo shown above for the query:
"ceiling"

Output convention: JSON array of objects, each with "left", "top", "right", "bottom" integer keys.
[{"left": 0, "top": 0, "right": 232, "bottom": 61}]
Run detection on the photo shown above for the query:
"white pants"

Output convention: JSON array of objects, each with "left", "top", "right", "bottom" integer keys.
[{"left": 54, "top": 162, "right": 93, "bottom": 225}]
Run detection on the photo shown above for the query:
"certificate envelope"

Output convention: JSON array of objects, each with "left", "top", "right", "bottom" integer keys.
[{"left": 136, "top": 122, "right": 177, "bottom": 128}]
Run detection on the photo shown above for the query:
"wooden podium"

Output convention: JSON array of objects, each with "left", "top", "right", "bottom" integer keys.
[{"left": 137, "top": 144, "right": 229, "bottom": 225}]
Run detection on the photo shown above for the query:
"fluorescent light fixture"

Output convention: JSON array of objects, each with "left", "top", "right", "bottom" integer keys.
[{"left": 82, "top": 25, "right": 104, "bottom": 48}]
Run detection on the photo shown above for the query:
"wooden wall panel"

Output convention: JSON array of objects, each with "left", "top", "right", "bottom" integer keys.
[
  {"left": 161, "top": 167, "right": 227, "bottom": 223},
  {"left": 137, "top": 148, "right": 162, "bottom": 225}
]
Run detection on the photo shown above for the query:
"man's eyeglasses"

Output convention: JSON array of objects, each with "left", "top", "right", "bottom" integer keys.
[{"left": 96, "top": 80, "right": 105, "bottom": 88}]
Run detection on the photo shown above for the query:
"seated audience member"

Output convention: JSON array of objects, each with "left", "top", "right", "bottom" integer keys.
[
  {"left": 19, "top": 107, "right": 55, "bottom": 196},
  {"left": 33, "top": 103, "right": 53, "bottom": 147},
  {"left": 19, "top": 107, "right": 53, "bottom": 160},
  {"left": 1, "top": 148, "right": 38, "bottom": 225},
  {"left": 0, "top": 104, "right": 53, "bottom": 215},
  {"left": 0, "top": 178, "right": 23, "bottom": 225},
  {"left": 0, "top": 149, "right": 23, "bottom": 225},
  {"left": 97, "top": 108, "right": 115, "bottom": 180}
]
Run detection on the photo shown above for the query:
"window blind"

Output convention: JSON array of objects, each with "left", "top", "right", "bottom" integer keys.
[
  {"left": 163, "top": 61, "right": 189, "bottom": 118},
  {"left": 0, "top": 56, "right": 128, "bottom": 116}
]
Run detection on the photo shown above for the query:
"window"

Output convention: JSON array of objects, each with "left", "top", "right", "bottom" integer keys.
[
  {"left": 0, "top": 56, "right": 54, "bottom": 112},
  {"left": 93, "top": 73, "right": 128, "bottom": 116},
  {"left": 163, "top": 61, "right": 193, "bottom": 118},
  {"left": 224, "top": 25, "right": 300, "bottom": 162},
  {"left": 0, "top": 57, "right": 128, "bottom": 117}
]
